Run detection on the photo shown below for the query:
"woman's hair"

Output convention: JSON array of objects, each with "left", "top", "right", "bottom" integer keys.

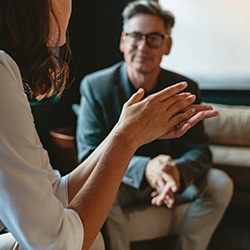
[
  {"left": 0, "top": 0, "right": 71, "bottom": 100},
  {"left": 122, "top": 0, "right": 175, "bottom": 35}
]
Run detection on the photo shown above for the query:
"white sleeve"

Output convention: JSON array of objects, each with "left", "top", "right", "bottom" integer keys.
[{"left": 0, "top": 51, "right": 84, "bottom": 250}]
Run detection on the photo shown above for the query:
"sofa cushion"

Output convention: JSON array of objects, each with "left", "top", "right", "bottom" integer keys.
[{"left": 203, "top": 103, "right": 250, "bottom": 146}]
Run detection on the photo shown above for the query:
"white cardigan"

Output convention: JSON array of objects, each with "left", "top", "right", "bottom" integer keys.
[{"left": 0, "top": 51, "right": 83, "bottom": 250}]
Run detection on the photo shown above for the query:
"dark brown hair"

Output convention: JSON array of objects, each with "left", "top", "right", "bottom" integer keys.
[{"left": 0, "top": 0, "right": 71, "bottom": 100}]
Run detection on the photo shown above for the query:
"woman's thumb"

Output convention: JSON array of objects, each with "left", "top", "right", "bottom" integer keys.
[{"left": 126, "top": 88, "right": 145, "bottom": 106}]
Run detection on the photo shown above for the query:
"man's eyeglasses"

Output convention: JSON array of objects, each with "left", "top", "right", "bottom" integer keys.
[{"left": 125, "top": 32, "right": 169, "bottom": 48}]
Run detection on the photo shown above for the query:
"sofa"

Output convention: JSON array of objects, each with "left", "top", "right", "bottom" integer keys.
[
  {"left": 49, "top": 102, "right": 250, "bottom": 248},
  {"left": 203, "top": 102, "right": 250, "bottom": 208}
]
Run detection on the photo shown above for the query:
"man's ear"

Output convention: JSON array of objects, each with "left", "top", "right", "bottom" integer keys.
[
  {"left": 119, "top": 33, "right": 126, "bottom": 53},
  {"left": 164, "top": 37, "right": 172, "bottom": 55}
]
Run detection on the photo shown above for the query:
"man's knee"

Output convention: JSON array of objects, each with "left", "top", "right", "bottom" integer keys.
[{"left": 206, "top": 168, "right": 234, "bottom": 205}]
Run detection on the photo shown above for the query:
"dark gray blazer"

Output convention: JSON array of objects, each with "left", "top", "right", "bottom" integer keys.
[{"left": 76, "top": 61, "right": 212, "bottom": 190}]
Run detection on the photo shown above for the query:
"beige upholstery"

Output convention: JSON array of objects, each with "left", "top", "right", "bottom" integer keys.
[
  {"left": 203, "top": 103, "right": 250, "bottom": 168},
  {"left": 209, "top": 145, "right": 250, "bottom": 167},
  {"left": 203, "top": 103, "right": 250, "bottom": 146}
]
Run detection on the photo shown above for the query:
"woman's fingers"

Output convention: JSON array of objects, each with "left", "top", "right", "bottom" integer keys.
[
  {"left": 119, "top": 81, "right": 217, "bottom": 146},
  {"left": 152, "top": 81, "right": 188, "bottom": 102},
  {"left": 165, "top": 94, "right": 196, "bottom": 117}
]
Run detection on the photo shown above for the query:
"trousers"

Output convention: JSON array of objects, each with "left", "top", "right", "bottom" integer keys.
[{"left": 104, "top": 168, "right": 233, "bottom": 250}]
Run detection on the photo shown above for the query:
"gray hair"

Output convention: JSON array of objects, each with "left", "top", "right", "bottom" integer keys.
[{"left": 122, "top": 0, "right": 175, "bottom": 34}]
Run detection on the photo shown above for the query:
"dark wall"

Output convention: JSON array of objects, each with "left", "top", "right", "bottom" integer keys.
[
  {"left": 59, "top": 0, "right": 130, "bottom": 125},
  {"left": 202, "top": 90, "right": 250, "bottom": 106}
]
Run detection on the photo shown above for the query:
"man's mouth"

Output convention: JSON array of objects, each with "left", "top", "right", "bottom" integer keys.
[{"left": 134, "top": 53, "right": 149, "bottom": 61}]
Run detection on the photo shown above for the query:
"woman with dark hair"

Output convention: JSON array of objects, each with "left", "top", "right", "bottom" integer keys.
[{"left": 0, "top": 0, "right": 218, "bottom": 249}]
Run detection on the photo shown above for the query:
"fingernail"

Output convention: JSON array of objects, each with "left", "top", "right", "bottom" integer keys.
[{"left": 187, "top": 94, "right": 195, "bottom": 99}]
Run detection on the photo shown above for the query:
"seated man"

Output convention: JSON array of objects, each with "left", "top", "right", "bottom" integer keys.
[{"left": 76, "top": 1, "right": 233, "bottom": 249}]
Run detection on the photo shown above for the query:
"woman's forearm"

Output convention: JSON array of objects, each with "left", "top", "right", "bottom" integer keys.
[{"left": 67, "top": 124, "right": 137, "bottom": 250}]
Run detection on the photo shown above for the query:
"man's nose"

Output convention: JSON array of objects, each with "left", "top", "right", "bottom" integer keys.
[{"left": 137, "top": 36, "right": 147, "bottom": 49}]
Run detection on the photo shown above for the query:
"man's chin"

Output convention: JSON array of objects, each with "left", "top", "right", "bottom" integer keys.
[{"left": 132, "top": 61, "right": 149, "bottom": 71}]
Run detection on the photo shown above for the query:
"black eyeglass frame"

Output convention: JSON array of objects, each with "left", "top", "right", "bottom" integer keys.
[{"left": 124, "top": 32, "right": 169, "bottom": 48}]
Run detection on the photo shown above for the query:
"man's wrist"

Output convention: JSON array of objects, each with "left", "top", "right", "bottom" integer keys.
[{"left": 145, "top": 161, "right": 158, "bottom": 189}]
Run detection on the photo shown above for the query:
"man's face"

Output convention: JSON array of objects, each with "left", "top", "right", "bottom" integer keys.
[{"left": 120, "top": 14, "right": 171, "bottom": 75}]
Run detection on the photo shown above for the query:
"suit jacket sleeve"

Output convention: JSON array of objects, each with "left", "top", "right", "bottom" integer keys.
[
  {"left": 76, "top": 75, "right": 109, "bottom": 163},
  {"left": 76, "top": 69, "right": 149, "bottom": 189}
]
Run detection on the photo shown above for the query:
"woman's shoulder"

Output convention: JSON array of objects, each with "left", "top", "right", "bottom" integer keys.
[
  {"left": 0, "top": 50, "right": 18, "bottom": 70},
  {"left": 0, "top": 50, "right": 23, "bottom": 88},
  {"left": 0, "top": 50, "right": 13, "bottom": 63}
]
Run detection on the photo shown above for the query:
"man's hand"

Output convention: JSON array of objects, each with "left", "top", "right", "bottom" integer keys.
[
  {"left": 159, "top": 104, "right": 219, "bottom": 140},
  {"left": 145, "top": 154, "right": 180, "bottom": 208}
]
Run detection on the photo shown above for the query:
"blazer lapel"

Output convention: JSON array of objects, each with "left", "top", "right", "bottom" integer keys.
[{"left": 113, "top": 62, "right": 131, "bottom": 118}]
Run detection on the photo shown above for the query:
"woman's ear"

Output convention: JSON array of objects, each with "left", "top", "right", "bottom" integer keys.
[{"left": 164, "top": 37, "right": 172, "bottom": 55}]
